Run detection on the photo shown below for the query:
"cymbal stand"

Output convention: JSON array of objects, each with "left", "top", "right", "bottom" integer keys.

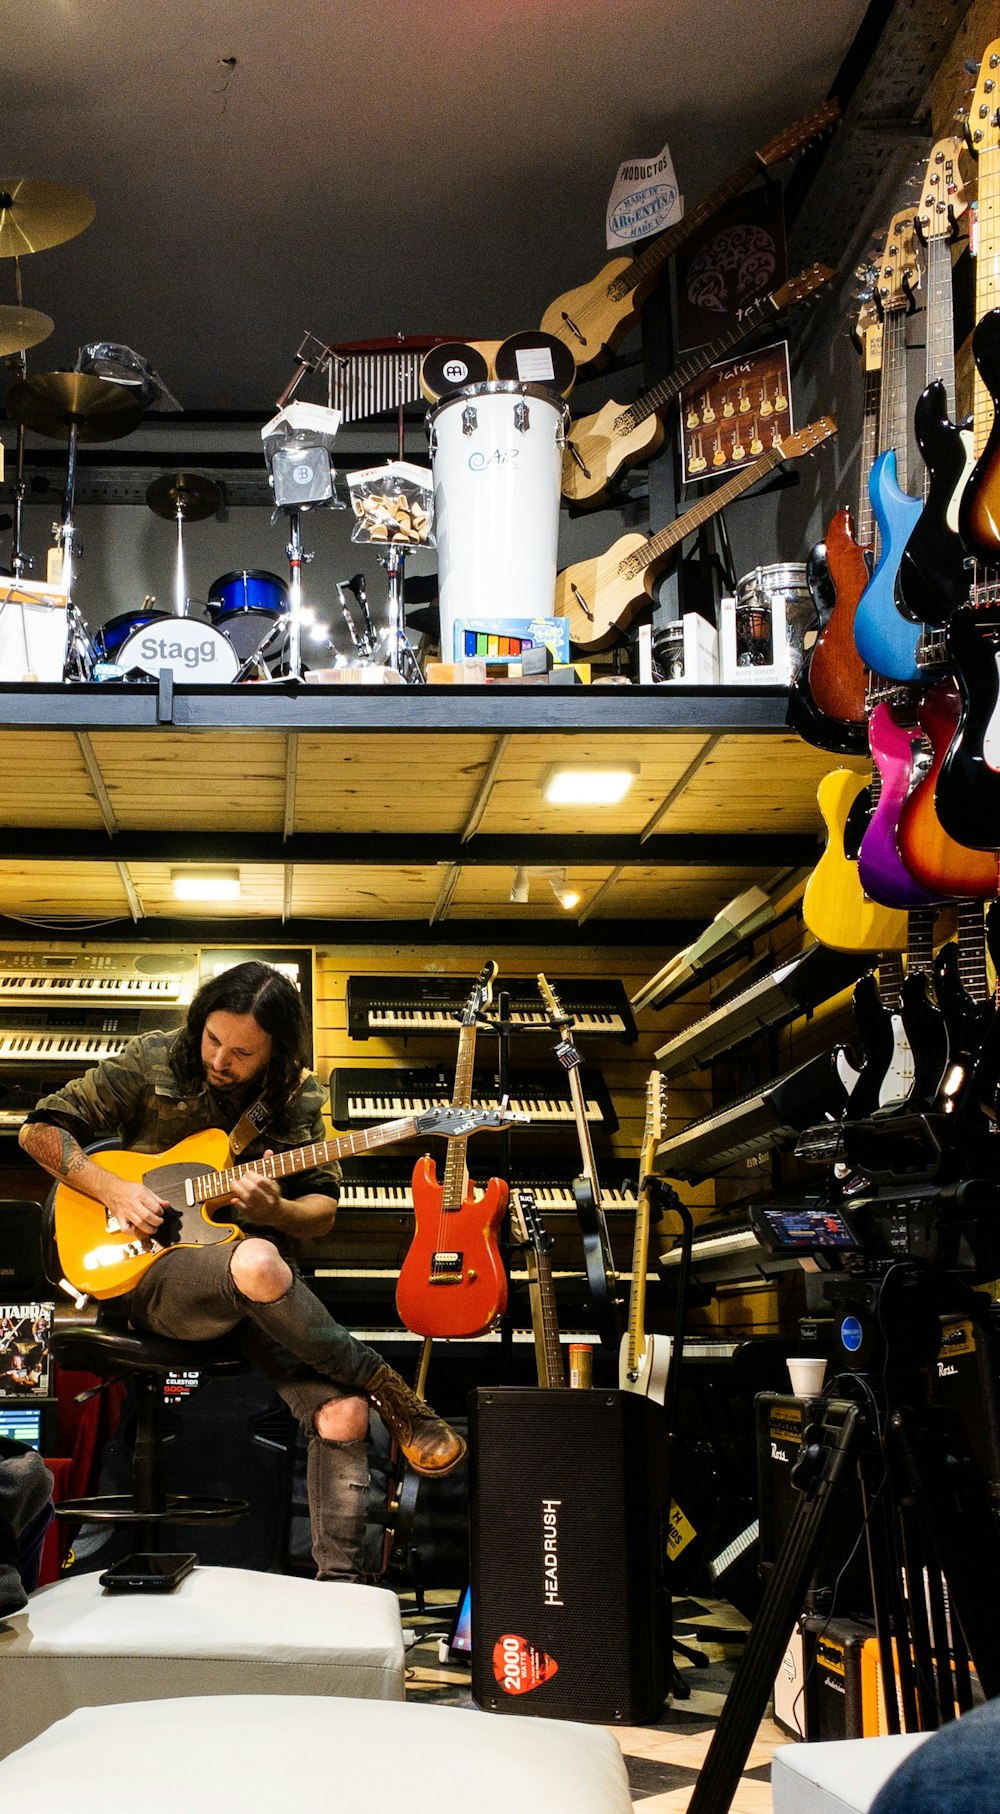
[
  {"left": 171, "top": 498, "right": 189, "bottom": 619},
  {"left": 9, "top": 262, "right": 28, "bottom": 577},
  {"left": 379, "top": 544, "right": 425, "bottom": 685},
  {"left": 282, "top": 509, "right": 312, "bottom": 679},
  {"left": 53, "top": 413, "right": 82, "bottom": 607}
]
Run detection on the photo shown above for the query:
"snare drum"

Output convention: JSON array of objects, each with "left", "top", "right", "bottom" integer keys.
[
  {"left": 116, "top": 618, "right": 240, "bottom": 683},
  {"left": 734, "top": 562, "right": 816, "bottom": 674},
  {"left": 208, "top": 570, "right": 288, "bottom": 619},
  {"left": 428, "top": 381, "right": 568, "bottom": 662},
  {"left": 96, "top": 608, "right": 170, "bottom": 661}
]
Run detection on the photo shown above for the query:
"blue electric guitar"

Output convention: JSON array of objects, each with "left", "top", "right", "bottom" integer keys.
[{"left": 852, "top": 207, "right": 924, "bottom": 682}]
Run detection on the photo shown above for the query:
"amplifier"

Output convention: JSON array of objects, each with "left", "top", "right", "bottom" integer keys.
[
  {"left": 755, "top": 1392, "right": 872, "bottom": 1619},
  {"left": 469, "top": 1387, "right": 670, "bottom": 1723}
]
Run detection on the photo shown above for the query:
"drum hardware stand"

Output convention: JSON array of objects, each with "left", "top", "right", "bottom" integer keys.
[
  {"left": 378, "top": 543, "right": 425, "bottom": 685},
  {"left": 337, "top": 574, "right": 377, "bottom": 661},
  {"left": 145, "top": 472, "right": 222, "bottom": 621},
  {"left": 684, "top": 1269, "right": 1000, "bottom": 1814}
]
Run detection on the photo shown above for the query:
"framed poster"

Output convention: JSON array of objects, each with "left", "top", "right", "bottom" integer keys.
[{"left": 680, "top": 340, "right": 792, "bottom": 485}]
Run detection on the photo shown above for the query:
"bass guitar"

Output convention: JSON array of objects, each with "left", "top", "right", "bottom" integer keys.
[
  {"left": 510, "top": 1189, "right": 566, "bottom": 1388},
  {"left": 932, "top": 899, "right": 999, "bottom": 1115},
  {"left": 561, "top": 263, "right": 834, "bottom": 506},
  {"left": 537, "top": 973, "right": 622, "bottom": 1351},
  {"left": 851, "top": 207, "right": 923, "bottom": 682},
  {"left": 786, "top": 538, "right": 869, "bottom": 756},
  {"left": 54, "top": 1102, "right": 515, "bottom": 1300},
  {"left": 395, "top": 961, "right": 510, "bottom": 1340},
  {"left": 555, "top": 417, "right": 835, "bottom": 651},
  {"left": 895, "top": 138, "right": 973, "bottom": 628},
  {"left": 619, "top": 1071, "right": 671, "bottom": 1404},
  {"left": 539, "top": 99, "right": 839, "bottom": 368}
]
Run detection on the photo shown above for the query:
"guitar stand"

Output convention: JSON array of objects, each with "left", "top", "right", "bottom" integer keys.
[{"left": 685, "top": 1269, "right": 1000, "bottom": 1814}]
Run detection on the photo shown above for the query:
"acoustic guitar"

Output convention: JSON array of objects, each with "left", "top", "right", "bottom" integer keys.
[
  {"left": 395, "top": 960, "right": 510, "bottom": 1340},
  {"left": 539, "top": 99, "right": 840, "bottom": 369},
  {"left": 554, "top": 417, "right": 835, "bottom": 651},
  {"left": 618, "top": 1071, "right": 671, "bottom": 1404},
  {"left": 54, "top": 1102, "right": 515, "bottom": 1300},
  {"left": 560, "top": 263, "right": 834, "bottom": 506}
]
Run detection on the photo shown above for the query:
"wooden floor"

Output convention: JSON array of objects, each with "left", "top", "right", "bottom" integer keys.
[{"left": 400, "top": 1586, "right": 786, "bottom": 1811}]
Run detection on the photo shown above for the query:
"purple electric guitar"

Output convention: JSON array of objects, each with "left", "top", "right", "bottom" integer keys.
[{"left": 857, "top": 701, "right": 941, "bottom": 909}]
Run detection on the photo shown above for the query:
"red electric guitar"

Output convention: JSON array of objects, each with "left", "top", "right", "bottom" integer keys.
[{"left": 395, "top": 960, "right": 510, "bottom": 1339}]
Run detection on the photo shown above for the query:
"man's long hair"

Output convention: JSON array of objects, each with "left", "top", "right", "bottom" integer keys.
[{"left": 173, "top": 961, "right": 310, "bottom": 1115}]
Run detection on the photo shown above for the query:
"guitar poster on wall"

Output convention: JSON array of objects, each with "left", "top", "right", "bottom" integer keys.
[{"left": 680, "top": 340, "right": 792, "bottom": 485}]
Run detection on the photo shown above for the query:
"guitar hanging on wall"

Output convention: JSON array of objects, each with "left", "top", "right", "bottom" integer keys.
[
  {"left": 395, "top": 961, "right": 511, "bottom": 1340},
  {"left": 539, "top": 99, "right": 840, "bottom": 369},
  {"left": 537, "top": 972, "right": 623, "bottom": 1351}
]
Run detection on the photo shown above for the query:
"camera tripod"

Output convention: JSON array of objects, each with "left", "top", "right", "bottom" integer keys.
[{"left": 686, "top": 1265, "right": 1000, "bottom": 1814}]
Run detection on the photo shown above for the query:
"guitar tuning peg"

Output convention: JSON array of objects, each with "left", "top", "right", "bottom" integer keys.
[
  {"left": 964, "top": 58, "right": 982, "bottom": 75},
  {"left": 954, "top": 107, "right": 968, "bottom": 122}
]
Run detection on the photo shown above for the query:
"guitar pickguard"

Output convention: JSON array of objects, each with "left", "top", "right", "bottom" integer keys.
[{"left": 981, "top": 655, "right": 1000, "bottom": 773}]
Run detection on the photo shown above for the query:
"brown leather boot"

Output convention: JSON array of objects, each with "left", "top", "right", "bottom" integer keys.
[{"left": 365, "top": 1365, "right": 467, "bottom": 1476}]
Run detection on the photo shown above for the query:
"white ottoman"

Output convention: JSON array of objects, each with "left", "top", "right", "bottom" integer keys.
[
  {"left": 772, "top": 1734, "right": 932, "bottom": 1813},
  {"left": 0, "top": 1566, "right": 405, "bottom": 1760},
  {"left": 0, "top": 1694, "right": 633, "bottom": 1813}
]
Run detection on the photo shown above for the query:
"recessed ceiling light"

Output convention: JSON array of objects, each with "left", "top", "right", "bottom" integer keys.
[
  {"left": 543, "top": 765, "right": 638, "bottom": 806},
  {"left": 171, "top": 868, "right": 241, "bottom": 901}
]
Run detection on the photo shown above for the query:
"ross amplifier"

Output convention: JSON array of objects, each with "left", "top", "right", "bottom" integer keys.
[{"left": 469, "top": 1387, "right": 670, "bottom": 1723}]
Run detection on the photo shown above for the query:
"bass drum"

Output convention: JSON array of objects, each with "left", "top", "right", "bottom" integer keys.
[
  {"left": 96, "top": 608, "right": 170, "bottom": 661},
  {"left": 116, "top": 619, "right": 240, "bottom": 684}
]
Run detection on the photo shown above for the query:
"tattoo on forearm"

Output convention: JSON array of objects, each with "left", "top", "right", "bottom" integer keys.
[{"left": 21, "top": 1122, "right": 88, "bottom": 1184}]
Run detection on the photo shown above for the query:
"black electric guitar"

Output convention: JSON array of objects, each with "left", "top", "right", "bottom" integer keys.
[
  {"left": 537, "top": 973, "right": 622, "bottom": 1351},
  {"left": 510, "top": 1189, "right": 566, "bottom": 1388}
]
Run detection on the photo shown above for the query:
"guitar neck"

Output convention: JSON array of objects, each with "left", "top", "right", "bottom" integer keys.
[
  {"left": 531, "top": 1248, "right": 567, "bottom": 1388},
  {"left": 193, "top": 1113, "right": 432, "bottom": 1206},
  {"left": 856, "top": 359, "right": 882, "bottom": 549},
  {"left": 974, "top": 144, "right": 1000, "bottom": 457},
  {"left": 635, "top": 446, "right": 783, "bottom": 571},
  {"left": 625, "top": 1145, "right": 655, "bottom": 1373},
  {"left": 925, "top": 231, "right": 957, "bottom": 426},
  {"left": 877, "top": 303, "right": 911, "bottom": 494},
  {"left": 630, "top": 293, "right": 777, "bottom": 427},
  {"left": 441, "top": 1022, "right": 477, "bottom": 1207},
  {"left": 958, "top": 900, "right": 989, "bottom": 1002}
]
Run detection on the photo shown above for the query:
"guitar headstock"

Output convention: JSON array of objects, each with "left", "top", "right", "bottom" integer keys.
[
  {"left": 916, "top": 137, "right": 967, "bottom": 240},
  {"left": 642, "top": 1070, "right": 668, "bottom": 1151},
  {"left": 966, "top": 42, "right": 1000, "bottom": 158},
  {"left": 775, "top": 416, "right": 837, "bottom": 461},
  {"left": 758, "top": 98, "right": 840, "bottom": 168},
  {"left": 511, "top": 1187, "right": 553, "bottom": 1256},
  {"left": 771, "top": 263, "right": 836, "bottom": 313},
  {"left": 462, "top": 959, "right": 497, "bottom": 1025},
  {"left": 873, "top": 209, "right": 920, "bottom": 315},
  {"left": 536, "top": 971, "right": 569, "bottom": 1027}
]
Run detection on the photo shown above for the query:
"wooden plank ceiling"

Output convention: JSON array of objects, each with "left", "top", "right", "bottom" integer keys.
[{"left": 0, "top": 722, "right": 863, "bottom": 929}]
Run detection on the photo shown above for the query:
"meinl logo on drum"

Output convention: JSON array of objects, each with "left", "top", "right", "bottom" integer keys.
[{"left": 137, "top": 634, "right": 223, "bottom": 670}]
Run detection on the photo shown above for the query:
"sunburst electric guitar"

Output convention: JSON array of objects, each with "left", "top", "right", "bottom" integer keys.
[
  {"left": 619, "top": 1071, "right": 671, "bottom": 1403},
  {"left": 555, "top": 418, "right": 835, "bottom": 651},
  {"left": 540, "top": 99, "right": 839, "bottom": 369},
  {"left": 395, "top": 960, "right": 510, "bottom": 1339},
  {"left": 54, "top": 1102, "right": 515, "bottom": 1301}
]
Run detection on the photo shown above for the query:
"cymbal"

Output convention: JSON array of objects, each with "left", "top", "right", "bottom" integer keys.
[
  {"left": 0, "top": 179, "right": 96, "bottom": 257},
  {"left": 0, "top": 304, "right": 53, "bottom": 356},
  {"left": 5, "top": 371, "right": 143, "bottom": 442},
  {"left": 146, "top": 470, "right": 222, "bottom": 522}
]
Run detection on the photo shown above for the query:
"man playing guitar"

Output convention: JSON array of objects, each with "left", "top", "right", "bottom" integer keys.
[{"left": 18, "top": 960, "right": 465, "bottom": 1582}]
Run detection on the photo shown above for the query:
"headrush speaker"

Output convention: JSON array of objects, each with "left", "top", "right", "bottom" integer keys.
[{"left": 469, "top": 1387, "right": 670, "bottom": 1723}]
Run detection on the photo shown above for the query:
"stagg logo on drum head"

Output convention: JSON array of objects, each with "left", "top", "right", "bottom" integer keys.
[{"left": 138, "top": 634, "right": 223, "bottom": 669}]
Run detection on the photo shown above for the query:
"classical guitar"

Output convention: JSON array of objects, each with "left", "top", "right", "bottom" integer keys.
[
  {"left": 510, "top": 1189, "right": 566, "bottom": 1388},
  {"left": 54, "top": 1102, "right": 515, "bottom": 1300},
  {"left": 555, "top": 417, "right": 835, "bottom": 651},
  {"left": 857, "top": 702, "right": 941, "bottom": 909},
  {"left": 395, "top": 960, "right": 510, "bottom": 1340},
  {"left": 618, "top": 1071, "right": 671, "bottom": 1404},
  {"left": 895, "top": 682, "right": 999, "bottom": 899},
  {"left": 895, "top": 138, "right": 973, "bottom": 629},
  {"left": 851, "top": 207, "right": 923, "bottom": 683},
  {"left": 802, "top": 767, "right": 908, "bottom": 955},
  {"left": 537, "top": 972, "right": 622, "bottom": 1351},
  {"left": 560, "top": 263, "right": 834, "bottom": 506},
  {"left": 539, "top": 99, "right": 840, "bottom": 368}
]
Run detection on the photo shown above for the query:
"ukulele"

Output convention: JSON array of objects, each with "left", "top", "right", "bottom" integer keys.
[
  {"left": 558, "top": 265, "right": 834, "bottom": 506},
  {"left": 539, "top": 99, "right": 839, "bottom": 368},
  {"left": 53, "top": 1102, "right": 516, "bottom": 1300},
  {"left": 618, "top": 1071, "right": 671, "bottom": 1404},
  {"left": 395, "top": 961, "right": 510, "bottom": 1340},
  {"left": 510, "top": 1189, "right": 566, "bottom": 1388},
  {"left": 554, "top": 417, "right": 836, "bottom": 651},
  {"left": 537, "top": 973, "right": 622, "bottom": 1351},
  {"left": 895, "top": 138, "right": 973, "bottom": 629},
  {"left": 851, "top": 207, "right": 924, "bottom": 683}
]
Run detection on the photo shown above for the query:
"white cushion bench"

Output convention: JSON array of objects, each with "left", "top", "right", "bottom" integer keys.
[{"left": 771, "top": 1734, "right": 932, "bottom": 1813}]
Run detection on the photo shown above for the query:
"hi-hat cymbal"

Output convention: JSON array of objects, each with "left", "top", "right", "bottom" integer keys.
[
  {"left": 0, "top": 304, "right": 54, "bottom": 356},
  {"left": 5, "top": 371, "right": 143, "bottom": 442},
  {"left": 0, "top": 180, "right": 96, "bottom": 257},
  {"left": 146, "top": 470, "right": 222, "bottom": 522}
]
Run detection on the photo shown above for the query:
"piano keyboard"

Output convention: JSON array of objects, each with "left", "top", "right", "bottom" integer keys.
[
  {"left": 333, "top": 1177, "right": 639, "bottom": 1214},
  {"left": 346, "top": 975, "right": 636, "bottom": 1042},
  {"left": 0, "top": 1031, "right": 132, "bottom": 1063},
  {"left": 660, "top": 1229, "right": 759, "bottom": 1266},
  {"left": 329, "top": 1065, "right": 618, "bottom": 1133},
  {"left": 654, "top": 1049, "right": 846, "bottom": 1180},
  {"left": 0, "top": 973, "right": 185, "bottom": 1003},
  {"left": 654, "top": 944, "right": 866, "bottom": 1079}
]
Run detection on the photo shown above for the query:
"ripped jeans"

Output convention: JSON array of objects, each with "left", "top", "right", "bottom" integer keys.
[{"left": 122, "top": 1243, "right": 385, "bottom": 1579}]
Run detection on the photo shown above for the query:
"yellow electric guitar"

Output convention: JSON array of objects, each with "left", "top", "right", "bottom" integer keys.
[
  {"left": 53, "top": 1103, "right": 522, "bottom": 1299},
  {"left": 555, "top": 416, "right": 836, "bottom": 651},
  {"left": 539, "top": 99, "right": 839, "bottom": 369},
  {"left": 619, "top": 1071, "right": 671, "bottom": 1403},
  {"left": 801, "top": 768, "right": 908, "bottom": 955}
]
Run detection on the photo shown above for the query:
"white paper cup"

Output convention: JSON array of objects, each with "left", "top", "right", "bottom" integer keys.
[{"left": 787, "top": 1356, "right": 827, "bottom": 1397}]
